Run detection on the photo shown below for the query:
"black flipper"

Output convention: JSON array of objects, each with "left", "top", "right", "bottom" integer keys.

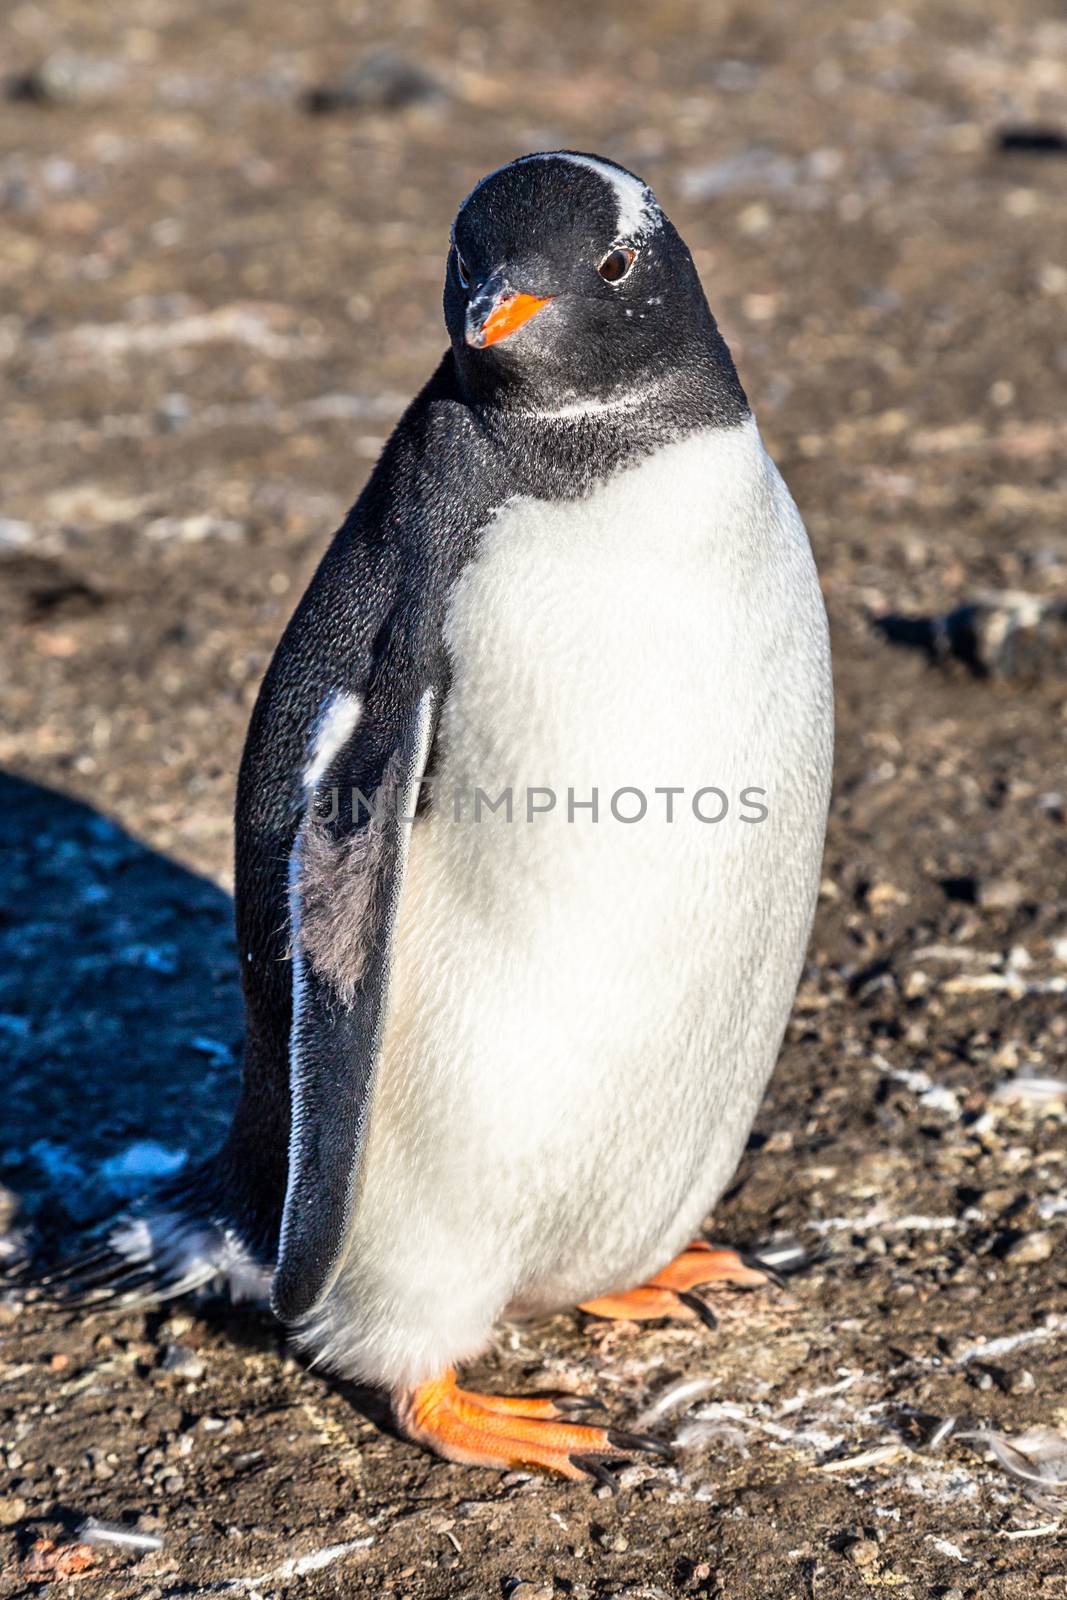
[{"left": 270, "top": 684, "right": 438, "bottom": 1323}]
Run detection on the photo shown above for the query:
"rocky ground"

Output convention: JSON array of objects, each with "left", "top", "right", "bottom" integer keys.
[{"left": 2, "top": 0, "right": 1067, "bottom": 1595}]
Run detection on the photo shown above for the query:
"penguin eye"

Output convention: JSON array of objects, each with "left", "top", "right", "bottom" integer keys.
[
  {"left": 454, "top": 250, "right": 471, "bottom": 290},
  {"left": 597, "top": 247, "right": 637, "bottom": 283}
]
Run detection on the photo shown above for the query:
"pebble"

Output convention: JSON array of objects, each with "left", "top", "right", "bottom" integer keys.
[
  {"left": 6, "top": 53, "right": 126, "bottom": 106},
  {"left": 1004, "top": 1230, "right": 1053, "bottom": 1264},
  {"left": 0, "top": 1495, "right": 27, "bottom": 1526},
  {"left": 508, "top": 1585, "right": 554, "bottom": 1600},
  {"left": 849, "top": 1539, "right": 880, "bottom": 1568},
  {"left": 159, "top": 1314, "right": 194, "bottom": 1341},
  {"left": 144, "top": 513, "right": 245, "bottom": 543},
  {"left": 84, "top": 1447, "right": 115, "bottom": 1480},
  {"left": 979, "top": 878, "right": 1025, "bottom": 911},
  {"left": 0, "top": 518, "right": 34, "bottom": 549},
  {"left": 992, "top": 1366, "right": 1037, "bottom": 1394},
  {"left": 159, "top": 1344, "right": 205, "bottom": 1379}
]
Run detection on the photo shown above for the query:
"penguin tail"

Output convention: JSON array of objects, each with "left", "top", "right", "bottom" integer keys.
[{"left": 20, "top": 1167, "right": 273, "bottom": 1312}]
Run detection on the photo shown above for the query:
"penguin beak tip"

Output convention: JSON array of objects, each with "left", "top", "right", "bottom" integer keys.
[{"left": 466, "top": 291, "right": 553, "bottom": 349}]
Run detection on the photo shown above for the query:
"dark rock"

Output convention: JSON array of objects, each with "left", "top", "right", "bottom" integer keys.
[
  {"left": 997, "top": 127, "right": 1067, "bottom": 156},
  {"left": 874, "top": 592, "right": 1067, "bottom": 681},
  {"left": 5, "top": 54, "right": 125, "bottom": 107},
  {"left": 302, "top": 50, "right": 447, "bottom": 115}
]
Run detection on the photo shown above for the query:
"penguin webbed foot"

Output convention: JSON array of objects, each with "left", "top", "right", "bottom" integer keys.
[
  {"left": 578, "top": 1240, "right": 780, "bottom": 1329},
  {"left": 396, "top": 1369, "right": 671, "bottom": 1484}
]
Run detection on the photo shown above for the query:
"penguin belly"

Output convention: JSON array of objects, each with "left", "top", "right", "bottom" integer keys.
[{"left": 303, "top": 419, "right": 832, "bottom": 1388}]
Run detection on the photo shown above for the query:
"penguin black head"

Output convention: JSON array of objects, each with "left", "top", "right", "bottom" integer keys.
[{"left": 445, "top": 151, "right": 747, "bottom": 422}]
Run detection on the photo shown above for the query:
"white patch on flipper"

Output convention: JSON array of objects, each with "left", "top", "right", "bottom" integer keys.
[
  {"left": 303, "top": 691, "right": 362, "bottom": 791},
  {"left": 460, "top": 151, "right": 661, "bottom": 244},
  {"left": 109, "top": 1209, "right": 271, "bottom": 1303}
]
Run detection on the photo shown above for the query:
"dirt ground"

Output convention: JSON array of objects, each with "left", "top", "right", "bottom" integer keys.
[{"left": 2, "top": 0, "right": 1067, "bottom": 1595}]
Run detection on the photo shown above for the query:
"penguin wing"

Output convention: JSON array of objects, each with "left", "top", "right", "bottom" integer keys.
[{"left": 272, "top": 681, "right": 438, "bottom": 1322}]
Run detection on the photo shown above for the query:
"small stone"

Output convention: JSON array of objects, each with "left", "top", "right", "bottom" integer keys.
[
  {"left": 737, "top": 201, "right": 772, "bottom": 235},
  {"left": 867, "top": 880, "right": 909, "bottom": 910},
  {"left": 6, "top": 54, "right": 125, "bottom": 107},
  {"left": 144, "top": 513, "right": 244, "bottom": 543},
  {"left": 159, "top": 1314, "right": 193, "bottom": 1341},
  {"left": 1011, "top": 1368, "right": 1036, "bottom": 1393},
  {"left": 159, "top": 1470, "right": 184, "bottom": 1495},
  {"left": 1005, "top": 1230, "right": 1053, "bottom": 1264},
  {"left": 849, "top": 1539, "right": 880, "bottom": 1568},
  {"left": 0, "top": 1495, "right": 27, "bottom": 1526},
  {"left": 25, "top": 1539, "right": 96, "bottom": 1578},
  {"left": 84, "top": 1447, "right": 115, "bottom": 1480},
  {"left": 979, "top": 878, "right": 1024, "bottom": 911},
  {"left": 0, "top": 518, "right": 34, "bottom": 549},
  {"left": 743, "top": 291, "right": 778, "bottom": 322},
  {"left": 159, "top": 1344, "right": 204, "bottom": 1379},
  {"left": 508, "top": 1585, "right": 554, "bottom": 1600}
]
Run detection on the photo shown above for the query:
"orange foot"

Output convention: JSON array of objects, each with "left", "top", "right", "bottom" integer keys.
[
  {"left": 579, "top": 1240, "right": 773, "bottom": 1329},
  {"left": 394, "top": 1368, "right": 671, "bottom": 1485}
]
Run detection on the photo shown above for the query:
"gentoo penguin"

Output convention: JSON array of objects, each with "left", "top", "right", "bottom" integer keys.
[{"left": 54, "top": 152, "right": 833, "bottom": 1481}]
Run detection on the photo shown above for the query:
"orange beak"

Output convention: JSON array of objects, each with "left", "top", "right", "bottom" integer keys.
[{"left": 468, "top": 291, "right": 552, "bottom": 349}]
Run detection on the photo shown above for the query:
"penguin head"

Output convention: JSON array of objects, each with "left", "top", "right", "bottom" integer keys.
[{"left": 445, "top": 151, "right": 740, "bottom": 416}]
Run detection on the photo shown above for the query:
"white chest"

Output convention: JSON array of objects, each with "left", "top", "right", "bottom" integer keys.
[{"left": 433, "top": 417, "right": 825, "bottom": 864}]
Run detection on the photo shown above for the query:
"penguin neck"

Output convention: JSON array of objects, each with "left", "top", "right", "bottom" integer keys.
[{"left": 448, "top": 330, "right": 750, "bottom": 496}]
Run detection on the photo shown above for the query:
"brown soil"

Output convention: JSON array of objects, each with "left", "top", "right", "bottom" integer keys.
[{"left": 2, "top": 1, "right": 1066, "bottom": 1595}]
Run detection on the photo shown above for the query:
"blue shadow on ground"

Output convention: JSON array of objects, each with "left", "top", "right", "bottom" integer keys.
[{"left": 0, "top": 772, "right": 242, "bottom": 1244}]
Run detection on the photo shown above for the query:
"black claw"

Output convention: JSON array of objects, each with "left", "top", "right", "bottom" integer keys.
[
  {"left": 742, "top": 1256, "right": 786, "bottom": 1289},
  {"left": 552, "top": 1393, "right": 609, "bottom": 1415},
  {"left": 676, "top": 1290, "right": 718, "bottom": 1329},
  {"left": 744, "top": 1239, "right": 819, "bottom": 1282},
  {"left": 694, "top": 1237, "right": 783, "bottom": 1289},
  {"left": 606, "top": 1428, "right": 674, "bottom": 1461},
  {"left": 570, "top": 1454, "right": 623, "bottom": 1493}
]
